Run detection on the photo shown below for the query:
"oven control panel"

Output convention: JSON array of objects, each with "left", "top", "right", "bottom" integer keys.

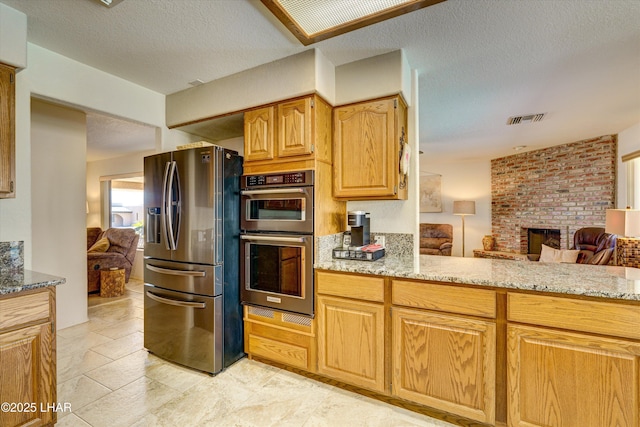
[{"left": 244, "top": 170, "right": 313, "bottom": 188}]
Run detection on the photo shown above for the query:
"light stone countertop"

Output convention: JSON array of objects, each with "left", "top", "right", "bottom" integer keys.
[
  {"left": 315, "top": 255, "right": 640, "bottom": 301},
  {"left": 0, "top": 269, "right": 66, "bottom": 295}
]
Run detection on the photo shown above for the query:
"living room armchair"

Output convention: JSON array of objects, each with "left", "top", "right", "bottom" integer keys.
[
  {"left": 87, "top": 227, "right": 139, "bottom": 293},
  {"left": 573, "top": 227, "right": 617, "bottom": 265},
  {"left": 419, "top": 223, "right": 453, "bottom": 256}
]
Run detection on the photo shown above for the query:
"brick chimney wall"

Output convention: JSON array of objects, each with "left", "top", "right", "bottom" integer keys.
[{"left": 491, "top": 135, "right": 616, "bottom": 253}]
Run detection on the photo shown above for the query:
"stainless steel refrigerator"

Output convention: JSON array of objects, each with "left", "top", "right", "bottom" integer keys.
[{"left": 143, "top": 145, "right": 243, "bottom": 374}]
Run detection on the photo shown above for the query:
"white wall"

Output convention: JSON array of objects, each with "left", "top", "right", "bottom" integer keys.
[
  {"left": 617, "top": 122, "right": 640, "bottom": 209},
  {"left": 31, "top": 99, "right": 88, "bottom": 329},
  {"left": 419, "top": 158, "right": 492, "bottom": 257},
  {"left": 0, "top": 43, "right": 168, "bottom": 330}
]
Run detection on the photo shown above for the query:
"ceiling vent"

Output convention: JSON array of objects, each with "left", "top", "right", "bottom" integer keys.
[{"left": 507, "top": 113, "right": 545, "bottom": 125}]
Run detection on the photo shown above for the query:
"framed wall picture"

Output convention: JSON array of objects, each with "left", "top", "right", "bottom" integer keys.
[{"left": 420, "top": 173, "right": 442, "bottom": 212}]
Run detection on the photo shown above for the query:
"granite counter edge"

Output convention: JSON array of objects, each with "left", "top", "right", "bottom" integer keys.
[{"left": 0, "top": 270, "right": 66, "bottom": 296}]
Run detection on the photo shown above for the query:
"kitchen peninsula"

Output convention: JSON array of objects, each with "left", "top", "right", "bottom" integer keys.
[
  {"left": 0, "top": 267, "right": 65, "bottom": 427},
  {"left": 311, "top": 253, "right": 640, "bottom": 427}
]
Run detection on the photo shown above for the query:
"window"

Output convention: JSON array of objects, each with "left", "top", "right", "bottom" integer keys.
[
  {"left": 623, "top": 151, "right": 640, "bottom": 209},
  {"left": 100, "top": 174, "right": 144, "bottom": 248}
]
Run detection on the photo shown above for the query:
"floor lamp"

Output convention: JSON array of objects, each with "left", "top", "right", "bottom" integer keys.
[{"left": 453, "top": 200, "right": 475, "bottom": 257}]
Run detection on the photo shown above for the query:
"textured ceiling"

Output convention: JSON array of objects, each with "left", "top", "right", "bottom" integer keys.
[{"left": 2, "top": 0, "right": 639, "bottom": 162}]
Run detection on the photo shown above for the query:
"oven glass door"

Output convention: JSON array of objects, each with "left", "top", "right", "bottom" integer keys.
[
  {"left": 241, "top": 188, "right": 313, "bottom": 234},
  {"left": 240, "top": 233, "right": 313, "bottom": 316}
]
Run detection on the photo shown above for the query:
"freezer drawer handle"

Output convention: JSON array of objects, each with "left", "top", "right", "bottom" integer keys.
[
  {"left": 146, "top": 291, "right": 206, "bottom": 309},
  {"left": 146, "top": 264, "right": 206, "bottom": 277},
  {"left": 241, "top": 188, "right": 305, "bottom": 195}
]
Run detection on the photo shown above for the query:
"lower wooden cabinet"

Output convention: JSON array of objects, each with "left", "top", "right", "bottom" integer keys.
[
  {"left": 507, "top": 324, "right": 640, "bottom": 427},
  {"left": 392, "top": 307, "right": 496, "bottom": 424},
  {"left": 0, "top": 288, "right": 56, "bottom": 427},
  {"left": 317, "top": 294, "right": 386, "bottom": 393},
  {"left": 243, "top": 305, "right": 316, "bottom": 372}
]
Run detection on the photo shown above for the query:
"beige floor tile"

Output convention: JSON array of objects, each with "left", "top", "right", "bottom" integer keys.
[
  {"left": 57, "top": 349, "right": 113, "bottom": 384},
  {"left": 84, "top": 349, "right": 162, "bottom": 390},
  {"left": 88, "top": 298, "right": 141, "bottom": 325},
  {"left": 93, "top": 317, "right": 143, "bottom": 340},
  {"left": 57, "top": 331, "right": 114, "bottom": 359},
  {"left": 90, "top": 331, "right": 143, "bottom": 359},
  {"left": 57, "top": 375, "right": 112, "bottom": 419},
  {"left": 74, "top": 376, "right": 180, "bottom": 427},
  {"left": 144, "top": 358, "right": 209, "bottom": 393},
  {"left": 54, "top": 413, "right": 92, "bottom": 427}
]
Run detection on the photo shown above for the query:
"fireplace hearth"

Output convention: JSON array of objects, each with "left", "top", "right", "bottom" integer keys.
[{"left": 527, "top": 228, "right": 561, "bottom": 255}]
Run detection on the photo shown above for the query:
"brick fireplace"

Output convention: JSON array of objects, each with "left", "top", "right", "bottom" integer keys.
[{"left": 491, "top": 135, "right": 616, "bottom": 254}]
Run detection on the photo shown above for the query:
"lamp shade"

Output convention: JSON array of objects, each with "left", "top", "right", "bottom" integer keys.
[
  {"left": 605, "top": 209, "right": 640, "bottom": 237},
  {"left": 453, "top": 200, "right": 475, "bottom": 215}
]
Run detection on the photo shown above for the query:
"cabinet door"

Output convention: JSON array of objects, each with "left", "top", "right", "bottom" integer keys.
[
  {"left": 507, "top": 324, "right": 640, "bottom": 427},
  {"left": 0, "top": 323, "right": 55, "bottom": 427},
  {"left": 244, "top": 106, "right": 274, "bottom": 162},
  {"left": 278, "top": 97, "right": 312, "bottom": 158},
  {"left": 0, "top": 63, "right": 15, "bottom": 198},
  {"left": 333, "top": 98, "right": 399, "bottom": 199},
  {"left": 317, "top": 295, "right": 386, "bottom": 392},
  {"left": 392, "top": 307, "right": 496, "bottom": 424}
]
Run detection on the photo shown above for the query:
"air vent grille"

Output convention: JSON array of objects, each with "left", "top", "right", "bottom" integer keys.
[
  {"left": 507, "top": 113, "right": 546, "bottom": 125},
  {"left": 282, "top": 313, "right": 312, "bottom": 326},
  {"left": 248, "top": 306, "right": 275, "bottom": 318}
]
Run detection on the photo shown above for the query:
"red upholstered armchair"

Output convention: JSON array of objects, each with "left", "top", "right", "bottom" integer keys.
[
  {"left": 87, "top": 227, "right": 139, "bottom": 293},
  {"left": 573, "top": 227, "right": 617, "bottom": 265},
  {"left": 419, "top": 223, "right": 453, "bottom": 256}
]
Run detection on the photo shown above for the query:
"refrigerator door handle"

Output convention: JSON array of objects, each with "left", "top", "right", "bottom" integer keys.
[
  {"left": 161, "top": 161, "right": 172, "bottom": 250},
  {"left": 146, "top": 264, "right": 206, "bottom": 277},
  {"left": 146, "top": 291, "right": 206, "bottom": 309},
  {"left": 165, "top": 160, "right": 180, "bottom": 250}
]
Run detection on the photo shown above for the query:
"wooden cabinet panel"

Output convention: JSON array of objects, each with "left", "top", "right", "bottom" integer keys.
[
  {"left": 277, "top": 97, "right": 312, "bottom": 158},
  {"left": 0, "top": 63, "right": 15, "bottom": 198},
  {"left": 316, "top": 270, "right": 385, "bottom": 302},
  {"left": 392, "top": 307, "right": 496, "bottom": 424},
  {"left": 243, "top": 305, "right": 316, "bottom": 372},
  {"left": 0, "top": 290, "right": 50, "bottom": 330},
  {"left": 392, "top": 279, "right": 496, "bottom": 318},
  {"left": 333, "top": 95, "right": 407, "bottom": 200},
  {"left": 0, "top": 323, "right": 55, "bottom": 427},
  {"left": 317, "top": 295, "right": 386, "bottom": 392},
  {"left": 507, "top": 324, "right": 640, "bottom": 427},
  {"left": 508, "top": 293, "right": 640, "bottom": 340},
  {"left": 244, "top": 106, "right": 274, "bottom": 162}
]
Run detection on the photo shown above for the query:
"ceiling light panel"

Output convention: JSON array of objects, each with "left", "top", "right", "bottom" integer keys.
[
  {"left": 279, "top": 0, "right": 414, "bottom": 35},
  {"left": 262, "top": 0, "right": 444, "bottom": 45}
]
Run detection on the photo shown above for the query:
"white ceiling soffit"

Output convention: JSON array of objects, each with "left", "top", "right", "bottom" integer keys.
[{"left": 2, "top": 0, "right": 639, "bottom": 163}]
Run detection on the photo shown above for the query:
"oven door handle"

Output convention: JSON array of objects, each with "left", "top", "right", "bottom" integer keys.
[
  {"left": 146, "top": 291, "right": 206, "bottom": 309},
  {"left": 146, "top": 264, "right": 206, "bottom": 277},
  {"left": 240, "top": 188, "right": 305, "bottom": 195},
  {"left": 240, "top": 234, "right": 307, "bottom": 243}
]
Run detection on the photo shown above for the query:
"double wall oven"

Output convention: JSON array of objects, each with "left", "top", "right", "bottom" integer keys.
[{"left": 240, "top": 170, "right": 314, "bottom": 316}]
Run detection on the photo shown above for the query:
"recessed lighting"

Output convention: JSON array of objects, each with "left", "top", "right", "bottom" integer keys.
[
  {"left": 189, "top": 79, "right": 205, "bottom": 87},
  {"left": 513, "top": 145, "right": 527, "bottom": 151},
  {"left": 261, "top": 0, "right": 444, "bottom": 45}
]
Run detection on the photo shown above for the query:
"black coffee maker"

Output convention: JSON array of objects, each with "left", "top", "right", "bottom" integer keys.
[{"left": 347, "top": 211, "right": 370, "bottom": 248}]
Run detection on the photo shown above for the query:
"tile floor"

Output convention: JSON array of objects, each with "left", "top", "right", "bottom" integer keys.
[{"left": 56, "top": 280, "right": 456, "bottom": 427}]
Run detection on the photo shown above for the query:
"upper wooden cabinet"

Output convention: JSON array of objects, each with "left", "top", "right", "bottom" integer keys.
[
  {"left": 243, "top": 94, "right": 332, "bottom": 174},
  {"left": 0, "top": 63, "right": 16, "bottom": 199},
  {"left": 333, "top": 95, "right": 408, "bottom": 200},
  {"left": 244, "top": 105, "right": 275, "bottom": 162}
]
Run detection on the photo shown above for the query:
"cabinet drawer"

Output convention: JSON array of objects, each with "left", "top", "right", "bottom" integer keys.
[
  {"left": 316, "top": 271, "right": 384, "bottom": 302},
  {"left": 392, "top": 280, "right": 496, "bottom": 319},
  {"left": 508, "top": 293, "right": 640, "bottom": 340},
  {"left": 0, "top": 289, "right": 51, "bottom": 331}
]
